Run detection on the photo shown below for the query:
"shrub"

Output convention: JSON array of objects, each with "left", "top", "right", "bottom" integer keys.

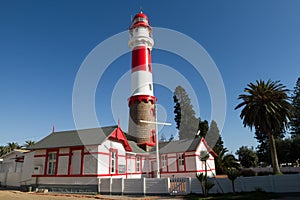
[
  {"left": 257, "top": 171, "right": 272, "bottom": 176},
  {"left": 240, "top": 169, "right": 257, "bottom": 177}
]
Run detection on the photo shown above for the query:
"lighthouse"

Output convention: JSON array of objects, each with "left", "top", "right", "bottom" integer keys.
[{"left": 128, "top": 11, "right": 156, "bottom": 151}]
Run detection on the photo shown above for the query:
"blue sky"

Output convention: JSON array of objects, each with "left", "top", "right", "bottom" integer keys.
[{"left": 0, "top": 0, "right": 299, "bottom": 154}]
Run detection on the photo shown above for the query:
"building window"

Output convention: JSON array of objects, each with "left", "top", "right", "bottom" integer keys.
[
  {"left": 149, "top": 84, "right": 152, "bottom": 91},
  {"left": 110, "top": 151, "right": 117, "bottom": 174},
  {"left": 161, "top": 155, "right": 167, "bottom": 171},
  {"left": 47, "top": 152, "right": 57, "bottom": 175},
  {"left": 136, "top": 156, "right": 140, "bottom": 172},
  {"left": 151, "top": 130, "right": 156, "bottom": 143},
  {"left": 178, "top": 153, "right": 184, "bottom": 168}
]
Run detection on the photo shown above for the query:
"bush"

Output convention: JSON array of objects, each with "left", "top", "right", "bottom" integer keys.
[
  {"left": 240, "top": 169, "right": 257, "bottom": 177},
  {"left": 282, "top": 171, "right": 300, "bottom": 175},
  {"left": 257, "top": 171, "right": 272, "bottom": 176}
]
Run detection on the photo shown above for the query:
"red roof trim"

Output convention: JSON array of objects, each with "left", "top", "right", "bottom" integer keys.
[
  {"left": 109, "top": 127, "right": 132, "bottom": 152},
  {"left": 137, "top": 142, "right": 155, "bottom": 147},
  {"left": 201, "top": 137, "right": 218, "bottom": 157}
]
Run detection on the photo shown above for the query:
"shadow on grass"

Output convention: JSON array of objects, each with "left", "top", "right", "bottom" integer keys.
[{"left": 183, "top": 191, "right": 277, "bottom": 200}]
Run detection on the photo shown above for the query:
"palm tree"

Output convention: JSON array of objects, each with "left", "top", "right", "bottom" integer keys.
[
  {"left": 23, "top": 140, "right": 36, "bottom": 149},
  {"left": 214, "top": 148, "right": 240, "bottom": 175},
  {"left": 227, "top": 168, "right": 240, "bottom": 193},
  {"left": 0, "top": 146, "right": 9, "bottom": 157},
  {"left": 7, "top": 142, "right": 21, "bottom": 151},
  {"left": 235, "top": 80, "right": 293, "bottom": 174}
]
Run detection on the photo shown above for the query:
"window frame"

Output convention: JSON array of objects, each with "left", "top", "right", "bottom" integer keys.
[
  {"left": 110, "top": 149, "right": 117, "bottom": 174},
  {"left": 47, "top": 151, "right": 57, "bottom": 175},
  {"left": 177, "top": 153, "right": 185, "bottom": 168},
  {"left": 161, "top": 154, "right": 167, "bottom": 171},
  {"left": 136, "top": 156, "right": 141, "bottom": 172}
]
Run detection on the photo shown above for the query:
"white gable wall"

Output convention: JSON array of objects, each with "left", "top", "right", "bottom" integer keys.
[{"left": 195, "top": 141, "right": 216, "bottom": 177}]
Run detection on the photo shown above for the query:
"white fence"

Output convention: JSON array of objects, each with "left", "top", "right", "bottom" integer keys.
[
  {"left": 99, "top": 178, "right": 170, "bottom": 195},
  {"left": 1, "top": 173, "right": 300, "bottom": 195},
  {"left": 99, "top": 174, "right": 300, "bottom": 195}
]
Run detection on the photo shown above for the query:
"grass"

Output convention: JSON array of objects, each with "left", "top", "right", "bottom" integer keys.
[{"left": 183, "top": 191, "right": 277, "bottom": 200}]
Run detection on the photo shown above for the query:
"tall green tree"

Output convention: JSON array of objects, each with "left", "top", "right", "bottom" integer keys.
[
  {"left": 235, "top": 80, "right": 293, "bottom": 174},
  {"left": 206, "top": 120, "right": 222, "bottom": 149},
  {"left": 290, "top": 77, "right": 300, "bottom": 137},
  {"left": 290, "top": 135, "right": 300, "bottom": 166},
  {"left": 197, "top": 118, "right": 209, "bottom": 138},
  {"left": 276, "top": 138, "right": 293, "bottom": 165},
  {"left": 236, "top": 146, "right": 258, "bottom": 168},
  {"left": 255, "top": 128, "right": 284, "bottom": 166},
  {"left": 173, "top": 86, "right": 198, "bottom": 139}
]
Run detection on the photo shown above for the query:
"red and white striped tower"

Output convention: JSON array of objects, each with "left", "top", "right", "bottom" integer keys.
[{"left": 128, "top": 11, "right": 156, "bottom": 151}]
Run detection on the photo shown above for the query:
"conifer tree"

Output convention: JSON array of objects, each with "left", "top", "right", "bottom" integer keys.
[
  {"left": 290, "top": 77, "right": 300, "bottom": 137},
  {"left": 173, "top": 86, "right": 198, "bottom": 139}
]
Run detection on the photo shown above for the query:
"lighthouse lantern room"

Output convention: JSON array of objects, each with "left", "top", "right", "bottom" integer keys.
[{"left": 128, "top": 11, "right": 157, "bottom": 151}]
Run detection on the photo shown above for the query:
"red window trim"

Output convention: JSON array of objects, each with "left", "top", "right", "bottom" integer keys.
[
  {"left": 44, "top": 148, "right": 59, "bottom": 176},
  {"left": 176, "top": 153, "right": 185, "bottom": 172}
]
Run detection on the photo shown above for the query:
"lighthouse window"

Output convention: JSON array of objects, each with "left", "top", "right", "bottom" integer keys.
[
  {"left": 148, "top": 64, "right": 151, "bottom": 71},
  {"left": 149, "top": 84, "right": 152, "bottom": 91},
  {"left": 133, "top": 17, "right": 148, "bottom": 24}
]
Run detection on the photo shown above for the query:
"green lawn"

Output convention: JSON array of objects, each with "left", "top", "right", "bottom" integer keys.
[{"left": 183, "top": 191, "right": 277, "bottom": 200}]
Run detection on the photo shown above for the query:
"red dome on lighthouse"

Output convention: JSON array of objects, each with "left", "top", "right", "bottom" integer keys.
[{"left": 130, "top": 11, "right": 151, "bottom": 30}]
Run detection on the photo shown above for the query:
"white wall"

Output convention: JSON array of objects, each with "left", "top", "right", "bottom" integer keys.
[
  {"left": 57, "top": 156, "right": 69, "bottom": 175},
  {"left": 20, "top": 152, "right": 34, "bottom": 182},
  {"left": 84, "top": 154, "right": 97, "bottom": 174},
  {"left": 0, "top": 172, "right": 21, "bottom": 187},
  {"left": 185, "top": 152, "right": 196, "bottom": 172}
]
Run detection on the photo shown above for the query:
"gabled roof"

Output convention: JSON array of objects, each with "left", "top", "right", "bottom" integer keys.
[
  {"left": 153, "top": 137, "right": 201, "bottom": 154},
  {"left": 30, "top": 126, "right": 118, "bottom": 150},
  {"left": 0, "top": 149, "right": 29, "bottom": 159},
  {"left": 127, "top": 141, "right": 146, "bottom": 154},
  {"left": 151, "top": 137, "right": 217, "bottom": 157}
]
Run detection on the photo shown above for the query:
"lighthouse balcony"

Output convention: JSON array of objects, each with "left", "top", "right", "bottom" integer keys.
[{"left": 128, "top": 36, "right": 153, "bottom": 49}]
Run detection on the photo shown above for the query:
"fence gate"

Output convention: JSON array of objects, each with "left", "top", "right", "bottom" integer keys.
[{"left": 169, "top": 177, "right": 190, "bottom": 195}]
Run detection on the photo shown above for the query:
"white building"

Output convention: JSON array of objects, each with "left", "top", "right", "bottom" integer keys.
[
  {"left": 29, "top": 125, "right": 215, "bottom": 191},
  {"left": 0, "top": 125, "right": 216, "bottom": 192},
  {"left": 0, "top": 149, "right": 29, "bottom": 187}
]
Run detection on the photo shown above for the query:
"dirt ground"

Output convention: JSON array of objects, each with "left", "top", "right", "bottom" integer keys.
[
  {"left": 2, "top": 190, "right": 300, "bottom": 200},
  {"left": 0, "top": 190, "right": 163, "bottom": 200}
]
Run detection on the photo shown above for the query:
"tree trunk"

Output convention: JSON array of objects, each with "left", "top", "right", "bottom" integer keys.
[
  {"left": 231, "top": 180, "right": 235, "bottom": 193},
  {"left": 268, "top": 132, "right": 281, "bottom": 174}
]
